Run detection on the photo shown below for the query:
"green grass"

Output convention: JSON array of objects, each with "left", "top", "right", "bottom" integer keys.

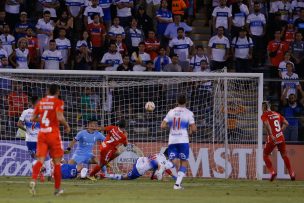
[{"left": 0, "top": 177, "right": 303, "bottom": 203}]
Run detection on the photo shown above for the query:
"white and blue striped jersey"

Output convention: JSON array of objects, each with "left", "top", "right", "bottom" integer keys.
[
  {"left": 19, "top": 108, "right": 40, "bottom": 142},
  {"left": 231, "top": 36, "right": 253, "bottom": 59},
  {"left": 84, "top": 5, "right": 104, "bottom": 24},
  {"left": 0, "top": 34, "right": 15, "bottom": 56},
  {"left": 108, "top": 25, "right": 125, "bottom": 37},
  {"left": 101, "top": 52, "right": 123, "bottom": 71},
  {"left": 115, "top": 0, "right": 133, "bottom": 17},
  {"left": 135, "top": 153, "right": 173, "bottom": 175},
  {"left": 41, "top": 50, "right": 63, "bottom": 69},
  {"left": 208, "top": 35, "right": 230, "bottom": 62},
  {"left": 66, "top": 0, "right": 85, "bottom": 17},
  {"left": 15, "top": 48, "right": 29, "bottom": 69},
  {"left": 164, "top": 107, "right": 195, "bottom": 144},
  {"left": 212, "top": 6, "right": 232, "bottom": 29},
  {"left": 99, "top": 0, "right": 113, "bottom": 8},
  {"left": 230, "top": 3, "right": 249, "bottom": 27},
  {"left": 55, "top": 38, "right": 71, "bottom": 64},
  {"left": 0, "top": 48, "right": 8, "bottom": 60},
  {"left": 169, "top": 37, "right": 193, "bottom": 61},
  {"left": 246, "top": 13, "right": 266, "bottom": 36}
]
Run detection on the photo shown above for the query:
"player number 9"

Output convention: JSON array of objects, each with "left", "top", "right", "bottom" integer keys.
[{"left": 274, "top": 120, "right": 281, "bottom": 132}]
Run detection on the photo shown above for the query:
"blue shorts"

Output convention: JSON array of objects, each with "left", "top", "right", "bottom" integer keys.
[
  {"left": 71, "top": 153, "right": 94, "bottom": 164},
  {"left": 61, "top": 164, "right": 77, "bottom": 179},
  {"left": 102, "top": 8, "right": 111, "bottom": 22},
  {"left": 26, "top": 141, "right": 37, "bottom": 157},
  {"left": 168, "top": 143, "right": 189, "bottom": 160},
  {"left": 127, "top": 160, "right": 141, "bottom": 180}
]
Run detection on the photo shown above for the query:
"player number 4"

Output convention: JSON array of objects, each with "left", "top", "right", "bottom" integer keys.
[{"left": 42, "top": 111, "right": 50, "bottom": 127}]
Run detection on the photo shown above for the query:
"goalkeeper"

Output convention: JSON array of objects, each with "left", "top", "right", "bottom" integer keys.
[{"left": 105, "top": 148, "right": 176, "bottom": 181}]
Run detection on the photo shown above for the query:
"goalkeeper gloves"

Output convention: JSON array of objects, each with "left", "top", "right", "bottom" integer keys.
[{"left": 64, "top": 147, "right": 71, "bottom": 154}]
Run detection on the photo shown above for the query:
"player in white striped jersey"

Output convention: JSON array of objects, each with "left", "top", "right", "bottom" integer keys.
[
  {"left": 106, "top": 148, "right": 175, "bottom": 180},
  {"left": 9, "top": 37, "right": 29, "bottom": 69},
  {"left": 41, "top": 39, "right": 64, "bottom": 69},
  {"left": 55, "top": 28, "right": 71, "bottom": 66},
  {"left": 161, "top": 94, "right": 197, "bottom": 190},
  {"left": 17, "top": 96, "right": 40, "bottom": 159}
]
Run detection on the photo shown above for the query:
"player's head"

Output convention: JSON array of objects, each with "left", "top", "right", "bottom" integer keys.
[
  {"left": 31, "top": 95, "right": 39, "bottom": 106},
  {"left": 117, "top": 119, "right": 126, "bottom": 129},
  {"left": 48, "top": 84, "right": 60, "bottom": 96},
  {"left": 87, "top": 118, "right": 98, "bottom": 130},
  {"left": 262, "top": 101, "right": 271, "bottom": 112},
  {"left": 177, "top": 94, "right": 187, "bottom": 106},
  {"left": 163, "top": 148, "right": 169, "bottom": 158}
]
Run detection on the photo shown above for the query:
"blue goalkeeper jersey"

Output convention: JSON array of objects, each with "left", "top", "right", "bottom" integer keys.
[
  {"left": 74, "top": 130, "right": 105, "bottom": 156},
  {"left": 61, "top": 164, "right": 77, "bottom": 179}
]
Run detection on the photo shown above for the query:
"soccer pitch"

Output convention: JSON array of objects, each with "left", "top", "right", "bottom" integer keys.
[{"left": 0, "top": 177, "right": 303, "bottom": 203}]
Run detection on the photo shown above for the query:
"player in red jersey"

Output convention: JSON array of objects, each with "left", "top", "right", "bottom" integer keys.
[
  {"left": 261, "top": 101, "right": 295, "bottom": 181},
  {"left": 88, "top": 120, "right": 128, "bottom": 179},
  {"left": 29, "top": 84, "right": 71, "bottom": 196}
]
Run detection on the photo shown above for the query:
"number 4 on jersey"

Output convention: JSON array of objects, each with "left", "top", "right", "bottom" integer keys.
[{"left": 42, "top": 110, "right": 50, "bottom": 127}]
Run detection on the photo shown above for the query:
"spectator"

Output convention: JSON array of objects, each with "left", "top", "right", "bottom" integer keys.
[
  {"left": 115, "top": 34, "right": 128, "bottom": 56},
  {"left": 66, "top": 0, "right": 85, "bottom": 19},
  {"left": 171, "top": 0, "right": 187, "bottom": 17},
  {"left": 279, "top": 51, "right": 294, "bottom": 78},
  {"left": 84, "top": 0, "right": 104, "bottom": 27},
  {"left": 145, "top": 30, "right": 160, "bottom": 60},
  {"left": 0, "top": 39, "right": 9, "bottom": 64},
  {"left": 87, "top": 13, "right": 106, "bottom": 69},
  {"left": 108, "top": 16, "right": 125, "bottom": 40},
  {"left": 290, "top": 31, "right": 304, "bottom": 76},
  {"left": 230, "top": 0, "right": 249, "bottom": 38},
  {"left": 39, "top": 0, "right": 60, "bottom": 20},
  {"left": 80, "top": 87, "right": 101, "bottom": 121},
  {"left": 136, "top": 6, "right": 154, "bottom": 38},
  {"left": 145, "top": 60, "right": 154, "bottom": 71},
  {"left": 54, "top": 10, "right": 73, "bottom": 39},
  {"left": 75, "top": 43, "right": 92, "bottom": 70},
  {"left": 14, "top": 12, "right": 32, "bottom": 42},
  {"left": 268, "top": 12, "right": 287, "bottom": 41},
  {"left": 212, "top": 0, "right": 232, "bottom": 34},
  {"left": 267, "top": 30, "right": 289, "bottom": 76},
  {"left": 169, "top": 27, "right": 194, "bottom": 63},
  {"left": 163, "top": 54, "right": 182, "bottom": 72},
  {"left": 199, "top": 59, "right": 210, "bottom": 73},
  {"left": 294, "top": 8, "right": 304, "bottom": 36},
  {"left": 116, "top": 0, "right": 134, "bottom": 27},
  {"left": 164, "top": 14, "right": 192, "bottom": 40},
  {"left": 231, "top": 28, "right": 253, "bottom": 73},
  {"left": 9, "top": 37, "right": 29, "bottom": 69},
  {"left": 208, "top": 26, "right": 230, "bottom": 70},
  {"left": 5, "top": 0, "right": 23, "bottom": 30},
  {"left": 125, "top": 18, "right": 145, "bottom": 55},
  {"left": 156, "top": 0, "right": 173, "bottom": 41},
  {"left": 55, "top": 28, "right": 71, "bottom": 69},
  {"left": 246, "top": 2, "right": 266, "bottom": 67},
  {"left": 0, "top": 57, "right": 12, "bottom": 68},
  {"left": 41, "top": 39, "right": 64, "bottom": 69},
  {"left": 281, "top": 93, "right": 304, "bottom": 141},
  {"left": 291, "top": 0, "right": 304, "bottom": 21},
  {"left": 190, "top": 45, "right": 209, "bottom": 72},
  {"left": 36, "top": 10, "right": 54, "bottom": 55},
  {"left": 271, "top": 0, "right": 291, "bottom": 22},
  {"left": 284, "top": 19, "right": 296, "bottom": 44},
  {"left": 117, "top": 55, "right": 133, "bottom": 71},
  {"left": 146, "top": 0, "right": 161, "bottom": 20},
  {"left": 131, "top": 42, "right": 151, "bottom": 71},
  {"left": 0, "top": 24, "right": 15, "bottom": 56},
  {"left": 99, "top": 41, "right": 123, "bottom": 71},
  {"left": 153, "top": 46, "right": 171, "bottom": 71},
  {"left": 76, "top": 30, "right": 92, "bottom": 52},
  {"left": 0, "top": 10, "right": 6, "bottom": 34},
  {"left": 281, "top": 62, "right": 302, "bottom": 99},
  {"left": 25, "top": 28, "right": 40, "bottom": 69},
  {"left": 99, "top": 0, "right": 113, "bottom": 29}
]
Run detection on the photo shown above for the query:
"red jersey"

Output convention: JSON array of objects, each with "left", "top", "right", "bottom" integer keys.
[
  {"left": 34, "top": 96, "right": 64, "bottom": 134},
  {"left": 26, "top": 36, "right": 39, "bottom": 61},
  {"left": 261, "top": 111, "right": 285, "bottom": 144},
  {"left": 267, "top": 40, "right": 289, "bottom": 67},
  {"left": 285, "top": 30, "right": 295, "bottom": 44},
  {"left": 101, "top": 125, "right": 127, "bottom": 150},
  {"left": 8, "top": 92, "right": 28, "bottom": 117},
  {"left": 145, "top": 38, "right": 160, "bottom": 60},
  {"left": 87, "top": 22, "right": 105, "bottom": 47}
]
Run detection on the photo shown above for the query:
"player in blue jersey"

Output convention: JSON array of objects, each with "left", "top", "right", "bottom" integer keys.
[
  {"left": 161, "top": 94, "right": 197, "bottom": 189},
  {"left": 65, "top": 119, "right": 105, "bottom": 165},
  {"left": 106, "top": 148, "right": 176, "bottom": 181},
  {"left": 17, "top": 96, "right": 40, "bottom": 158}
]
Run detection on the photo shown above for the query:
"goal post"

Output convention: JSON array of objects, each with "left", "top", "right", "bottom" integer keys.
[{"left": 0, "top": 69, "right": 263, "bottom": 180}]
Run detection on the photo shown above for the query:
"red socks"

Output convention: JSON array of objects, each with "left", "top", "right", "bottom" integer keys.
[
  {"left": 32, "top": 161, "right": 43, "bottom": 181},
  {"left": 89, "top": 165, "right": 101, "bottom": 177},
  {"left": 263, "top": 154, "right": 275, "bottom": 174},
  {"left": 282, "top": 155, "right": 293, "bottom": 175},
  {"left": 53, "top": 164, "right": 61, "bottom": 189}
]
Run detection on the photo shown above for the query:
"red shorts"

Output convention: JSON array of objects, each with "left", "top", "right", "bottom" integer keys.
[
  {"left": 99, "top": 147, "right": 117, "bottom": 166},
  {"left": 264, "top": 136, "right": 286, "bottom": 155},
  {"left": 36, "top": 131, "right": 63, "bottom": 158}
]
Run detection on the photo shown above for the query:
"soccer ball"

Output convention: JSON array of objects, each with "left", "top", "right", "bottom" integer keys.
[{"left": 145, "top": 101, "right": 155, "bottom": 112}]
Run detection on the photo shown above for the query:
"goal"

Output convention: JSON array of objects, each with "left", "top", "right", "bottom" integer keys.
[{"left": 0, "top": 69, "right": 263, "bottom": 179}]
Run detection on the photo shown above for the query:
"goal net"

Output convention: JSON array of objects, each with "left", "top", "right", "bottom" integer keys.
[{"left": 0, "top": 70, "right": 263, "bottom": 179}]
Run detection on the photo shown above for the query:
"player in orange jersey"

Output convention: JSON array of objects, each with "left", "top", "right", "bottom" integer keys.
[
  {"left": 261, "top": 101, "right": 295, "bottom": 181},
  {"left": 88, "top": 120, "right": 128, "bottom": 180},
  {"left": 29, "top": 84, "right": 71, "bottom": 196}
]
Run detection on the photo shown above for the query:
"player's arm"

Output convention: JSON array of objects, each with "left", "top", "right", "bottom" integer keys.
[
  {"left": 57, "top": 111, "right": 70, "bottom": 133},
  {"left": 64, "top": 138, "right": 77, "bottom": 154},
  {"left": 17, "top": 120, "right": 26, "bottom": 131},
  {"left": 281, "top": 117, "right": 289, "bottom": 131},
  {"left": 263, "top": 120, "right": 273, "bottom": 136},
  {"left": 161, "top": 120, "right": 168, "bottom": 129}
]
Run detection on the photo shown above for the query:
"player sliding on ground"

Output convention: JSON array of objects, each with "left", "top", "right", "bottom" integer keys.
[
  {"left": 105, "top": 148, "right": 176, "bottom": 180},
  {"left": 29, "top": 84, "right": 71, "bottom": 196},
  {"left": 88, "top": 120, "right": 128, "bottom": 180},
  {"left": 161, "top": 94, "right": 197, "bottom": 190},
  {"left": 261, "top": 101, "right": 295, "bottom": 181}
]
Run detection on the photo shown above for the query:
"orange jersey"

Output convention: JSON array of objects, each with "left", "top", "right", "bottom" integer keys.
[
  {"left": 101, "top": 125, "right": 127, "bottom": 150},
  {"left": 172, "top": 0, "right": 187, "bottom": 15},
  {"left": 261, "top": 111, "right": 285, "bottom": 144},
  {"left": 34, "top": 96, "right": 64, "bottom": 134},
  {"left": 267, "top": 40, "right": 289, "bottom": 67},
  {"left": 285, "top": 30, "right": 295, "bottom": 44},
  {"left": 87, "top": 22, "right": 105, "bottom": 47}
]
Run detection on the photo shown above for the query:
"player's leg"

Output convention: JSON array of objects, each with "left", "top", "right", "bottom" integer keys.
[
  {"left": 174, "top": 143, "right": 189, "bottom": 189},
  {"left": 26, "top": 141, "right": 37, "bottom": 159},
  {"left": 89, "top": 148, "right": 111, "bottom": 178},
  {"left": 263, "top": 140, "right": 276, "bottom": 181},
  {"left": 90, "top": 156, "right": 108, "bottom": 176},
  {"left": 277, "top": 142, "right": 295, "bottom": 180}
]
